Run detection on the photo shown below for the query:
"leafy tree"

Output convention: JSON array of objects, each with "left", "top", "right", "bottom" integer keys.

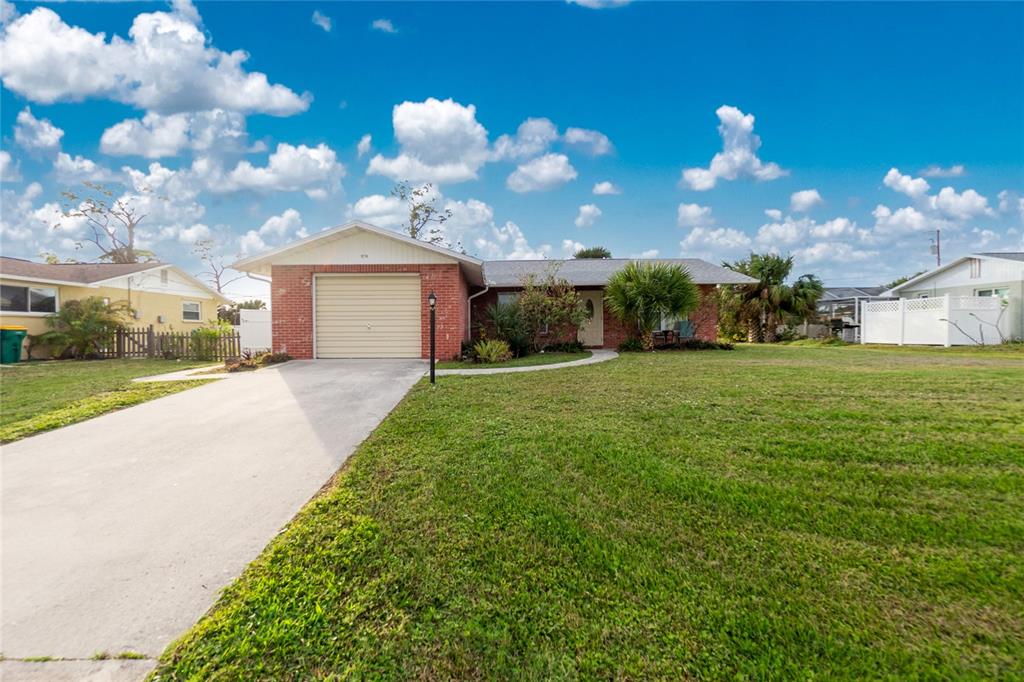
[
  {"left": 720, "top": 253, "right": 824, "bottom": 342},
  {"left": 218, "top": 299, "right": 267, "bottom": 324},
  {"left": 516, "top": 270, "right": 590, "bottom": 352},
  {"left": 574, "top": 246, "right": 613, "bottom": 259},
  {"left": 391, "top": 181, "right": 452, "bottom": 246},
  {"left": 485, "top": 301, "right": 530, "bottom": 357},
  {"left": 605, "top": 261, "right": 700, "bottom": 350},
  {"left": 37, "top": 297, "right": 131, "bottom": 358},
  {"left": 57, "top": 182, "right": 159, "bottom": 263}
]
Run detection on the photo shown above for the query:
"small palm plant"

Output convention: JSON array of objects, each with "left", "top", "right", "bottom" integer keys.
[
  {"left": 605, "top": 261, "right": 700, "bottom": 350},
  {"left": 37, "top": 296, "right": 131, "bottom": 358}
]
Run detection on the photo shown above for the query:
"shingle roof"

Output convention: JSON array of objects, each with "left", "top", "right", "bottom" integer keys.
[
  {"left": 820, "top": 286, "right": 888, "bottom": 301},
  {"left": 0, "top": 256, "right": 164, "bottom": 284},
  {"left": 482, "top": 258, "right": 757, "bottom": 287},
  {"left": 977, "top": 252, "right": 1024, "bottom": 262}
]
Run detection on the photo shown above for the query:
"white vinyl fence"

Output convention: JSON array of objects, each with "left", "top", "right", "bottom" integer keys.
[
  {"left": 235, "top": 308, "right": 272, "bottom": 353},
  {"left": 861, "top": 295, "right": 1008, "bottom": 346}
]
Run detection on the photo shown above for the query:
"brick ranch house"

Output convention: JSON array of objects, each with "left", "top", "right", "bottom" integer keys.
[{"left": 231, "top": 221, "right": 756, "bottom": 360}]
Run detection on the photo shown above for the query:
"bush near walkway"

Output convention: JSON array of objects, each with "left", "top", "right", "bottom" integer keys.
[{"left": 154, "top": 345, "right": 1024, "bottom": 680}]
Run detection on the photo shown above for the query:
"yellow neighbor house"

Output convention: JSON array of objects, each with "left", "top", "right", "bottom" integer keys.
[{"left": 1, "top": 256, "right": 232, "bottom": 359}]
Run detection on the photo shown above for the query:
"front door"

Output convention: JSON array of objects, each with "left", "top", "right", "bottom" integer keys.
[{"left": 577, "top": 290, "right": 604, "bottom": 347}]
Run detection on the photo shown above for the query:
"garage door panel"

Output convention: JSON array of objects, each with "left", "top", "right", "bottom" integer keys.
[{"left": 314, "top": 274, "right": 421, "bottom": 358}]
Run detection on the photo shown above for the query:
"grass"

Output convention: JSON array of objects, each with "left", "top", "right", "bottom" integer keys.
[
  {"left": 0, "top": 359, "right": 211, "bottom": 442},
  {"left": 436, "top": 350, "right": 591, "bottom": 369},
  {"left": 153, "top": 345, "right": 1023, "bottom": 680}
]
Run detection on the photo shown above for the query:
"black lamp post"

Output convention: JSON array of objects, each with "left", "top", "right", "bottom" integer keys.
[{"left": 427, "top": 291, "right": 437, "bottom": 384}]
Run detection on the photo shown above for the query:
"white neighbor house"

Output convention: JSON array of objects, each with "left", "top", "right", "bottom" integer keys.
[{"left": 863, "top": 252, "right": 1024, "bottom": 345}]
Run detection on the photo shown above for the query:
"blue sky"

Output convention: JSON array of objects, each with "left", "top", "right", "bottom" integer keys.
[{"left": 1, "top": 0, "right": 1022, "bottom": 299}]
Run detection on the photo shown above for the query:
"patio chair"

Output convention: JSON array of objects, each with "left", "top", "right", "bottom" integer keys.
[{"left": 675, "top": 320, "right": 695, "bottom": 341}]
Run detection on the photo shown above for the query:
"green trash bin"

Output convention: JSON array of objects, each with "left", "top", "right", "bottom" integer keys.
[{"left": 1, "top": 325, "right": 28, "bottom": 364}]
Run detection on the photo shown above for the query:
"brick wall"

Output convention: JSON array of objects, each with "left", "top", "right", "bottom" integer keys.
[
  {"left": 270, "top": 263, "right": 467, "bottom": 360},
  {"left": 461, "top": 282, "right": 720, "bottom": 351}
]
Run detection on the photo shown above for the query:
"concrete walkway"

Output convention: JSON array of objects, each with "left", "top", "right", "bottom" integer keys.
[
  {"left": 1, "top": 359, "right": 425, "bottom": 681},
  {"left": 435, "top": 349, "right": 618, "bottom": 376}
]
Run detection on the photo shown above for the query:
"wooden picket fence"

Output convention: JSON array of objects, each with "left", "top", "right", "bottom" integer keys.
[{"left": 99, "top": 325, "right": 241, "bottom": 361}]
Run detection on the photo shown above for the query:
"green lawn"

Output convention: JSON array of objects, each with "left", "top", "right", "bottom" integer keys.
[
  {"left": 0, "top": 359, "right": 210, "bottom": 442},
  {"left": 436, "top": 350, "right": 591, "bottom": 370},
  {"left": 154, "top": 345, "right": 1023, "bottom": 680}
]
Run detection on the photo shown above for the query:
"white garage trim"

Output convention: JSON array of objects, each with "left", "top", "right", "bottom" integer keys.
[{"left": 312, "top": 273, "right": 422, "bottom": 358}]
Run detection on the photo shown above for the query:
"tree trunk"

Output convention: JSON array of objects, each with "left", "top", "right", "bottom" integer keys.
[{"left": 643, "top": 331, "right": 655, "bottom": 351}]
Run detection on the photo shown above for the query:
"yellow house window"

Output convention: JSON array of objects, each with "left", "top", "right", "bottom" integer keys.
[
  {"left": 1, "top": 284, "right": 58, "bottom": 313},
  {"left": 182, "top": 301, "right": 201, "bottom": 322}
]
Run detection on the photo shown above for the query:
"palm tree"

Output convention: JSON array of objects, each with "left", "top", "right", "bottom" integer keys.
[
  {"left": 721, "top": 254, "right": 824, "bottom": 342},
  {"left": 605, "top": 261, "right": 700, "bottom": 350}
]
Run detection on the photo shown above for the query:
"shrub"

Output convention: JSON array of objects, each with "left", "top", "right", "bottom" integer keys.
[
  {"left": 37, "top": 297, "right": 131, "bottom": 358},
  {"left": 260, "top": 352, "right": 292, "bottom": 364},
  {"left": 618, "top": 337, "right": 644, "bottom": 352},
  {"left": 473, "top": 338, "right": 513, "bottom": 364},
  {"left": 517, "top": 271, "right": 590, "bottom": 352},
  {"left": 605, "top": 261, "right": 700, "bottom": 351},
  {"left": 677, "top": 339, "right": 734, "bottom": 351},
  {"left": 543, "top": 340, "right": 585, "bottom": 353},
  {"left": 486, "top": 302, "right": 531, "bottom": 357}
]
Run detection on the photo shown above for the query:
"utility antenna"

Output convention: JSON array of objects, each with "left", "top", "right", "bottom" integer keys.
[{"left": 929, "top": 229, "right": 941, "bottom": 267}]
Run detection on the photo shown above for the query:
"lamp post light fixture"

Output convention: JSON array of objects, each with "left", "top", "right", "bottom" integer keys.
[{"left": 428, "top": 291, "right": 437, "bottom": 384}]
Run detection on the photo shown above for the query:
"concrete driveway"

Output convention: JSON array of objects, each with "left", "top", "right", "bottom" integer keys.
[{"left": 1, "top": 359, "right": 425, "bottom": 679}]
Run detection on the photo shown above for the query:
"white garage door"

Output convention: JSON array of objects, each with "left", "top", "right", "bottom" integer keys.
[{"left": 314, "top": 274, "right": 421, "bottom": 358}]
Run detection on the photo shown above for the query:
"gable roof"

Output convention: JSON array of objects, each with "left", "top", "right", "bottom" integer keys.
[
  {"left": 483, "top": 258, "right": 757, "bottom": 287},
  {"left": 0, "top": 257, "right": 163, "bottom": 286},
  {"left": 0, "top": 256, "right": 231, "bottom": 304},
  {"left": 231, "top": 221, "right": 483, "bottom": 272},
  {"left": 885, "top": 252, "right": 1024, "bottom": 295}
]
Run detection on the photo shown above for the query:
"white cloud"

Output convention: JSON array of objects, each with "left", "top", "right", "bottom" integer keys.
[
  {"left": 14, "top": 107, "right": 64, "bottom": 151},
  {"left": 474, "top": 221, "right": 551, "bottom": 260},
  {"left": 920, "top": 164, "right": 965, "bottom": 178},
  {"left": 0, "top": 181, "right": 91, "bottom": 254},
  {"left": 0, "top": 1, "right": 310, "bottom": 115},
  {"left": 0, "top": 150, "right": 21, "bottom": 181},
  {"left": 506, "top": 153, "right": 577, "bottom": 192},
  {"left": 789, "top": 189, "right": 823, "bottom": 213},
  {"left": 632, "top": 249, "right": 659, "bottom": 258},
  {"left": 213, "top": 142, "right": 345, "bottom": 195},
  {"left": 997, "top": 190, "right": 1024, "bottom": 222},
  {"left": 561, "top": 239, "right": 585, "bottom": 256},
  {"left": 755, "top": 214, "right": 859, "bottom": 251},
  {"left": 53, "top": 152, "right": 118, "bottom": 184},
  {"left": 368, "top": 97, "right": 490, "bottom": 184},
  {"left": 1, "top": 0, "right": 17, "bottom": 28},
  {"left": 764, "top": 208, "right": 782, "bottom": 221},
  {"left": 563, "top": 127, "right": 613, "bottom": 156},
  {"left": 371, "top": 18, "right": 397, "bottom": 33},
  {"left": 492, "top": 117, "right": 559, "bottom": 160},
  {"left": 100, "top": 109, "right": 249, "bottom": 158},
  {"left": 872, "top": 204, "right": 932, "bottom": 235},
  {"left": 239, "top": 207, "right": 307, "bottom": 256},
  {"left": 680, "top": 226, "right": 752, "bottom": 258},
  {"left": 349, "top": 193, "right": 407, "bottom": 229},
  {"left": 575, "top": 204, "right": 602, "bottom": 228},
  {"left": 680, "top": 105, "right": 786, "bottom": 191},
  {"left": 883, "top": 167, "right": 930, "bottom": 198},
  {"left": 928, "top": 186, "right": 994, "bottom": 221},
  {"left": 792, "top": 242, "right": 877, "bottom": 265},
  {"left": 677, "top": 202, "right": 713, "bottom": 228},
  {"left": 356, "top": 133, "right": 372, "bottom": 159},
  {"left": 592, "top": 180, "right": 621, "bottom": 195},
  {"left": 311, "top": 10, "right": 331, "bottom": 32}
]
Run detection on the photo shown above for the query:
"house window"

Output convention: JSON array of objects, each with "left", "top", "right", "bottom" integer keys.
[
  {"left": 969, "top": 258, "right": 982, "bottom": 278},
  {"left": 182, "top": 301, "right": 201, "bottom": 322},
  {"left": 497, "top": 292, "right": 518, "bottom": 306},
  {"left": 1, "top": 284, "right": 57, "bottom": 313},
  {"left": 976, "top": 287, "right": 1009, "bottom": 301}
]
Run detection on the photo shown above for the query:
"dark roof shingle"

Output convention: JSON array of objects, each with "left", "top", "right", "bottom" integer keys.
[
  {"left": 0, "top": 257, "right": 163, "bottom": 284},
  {"left": 482, "top": 258, "right": 757, "bottom": 287}
]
